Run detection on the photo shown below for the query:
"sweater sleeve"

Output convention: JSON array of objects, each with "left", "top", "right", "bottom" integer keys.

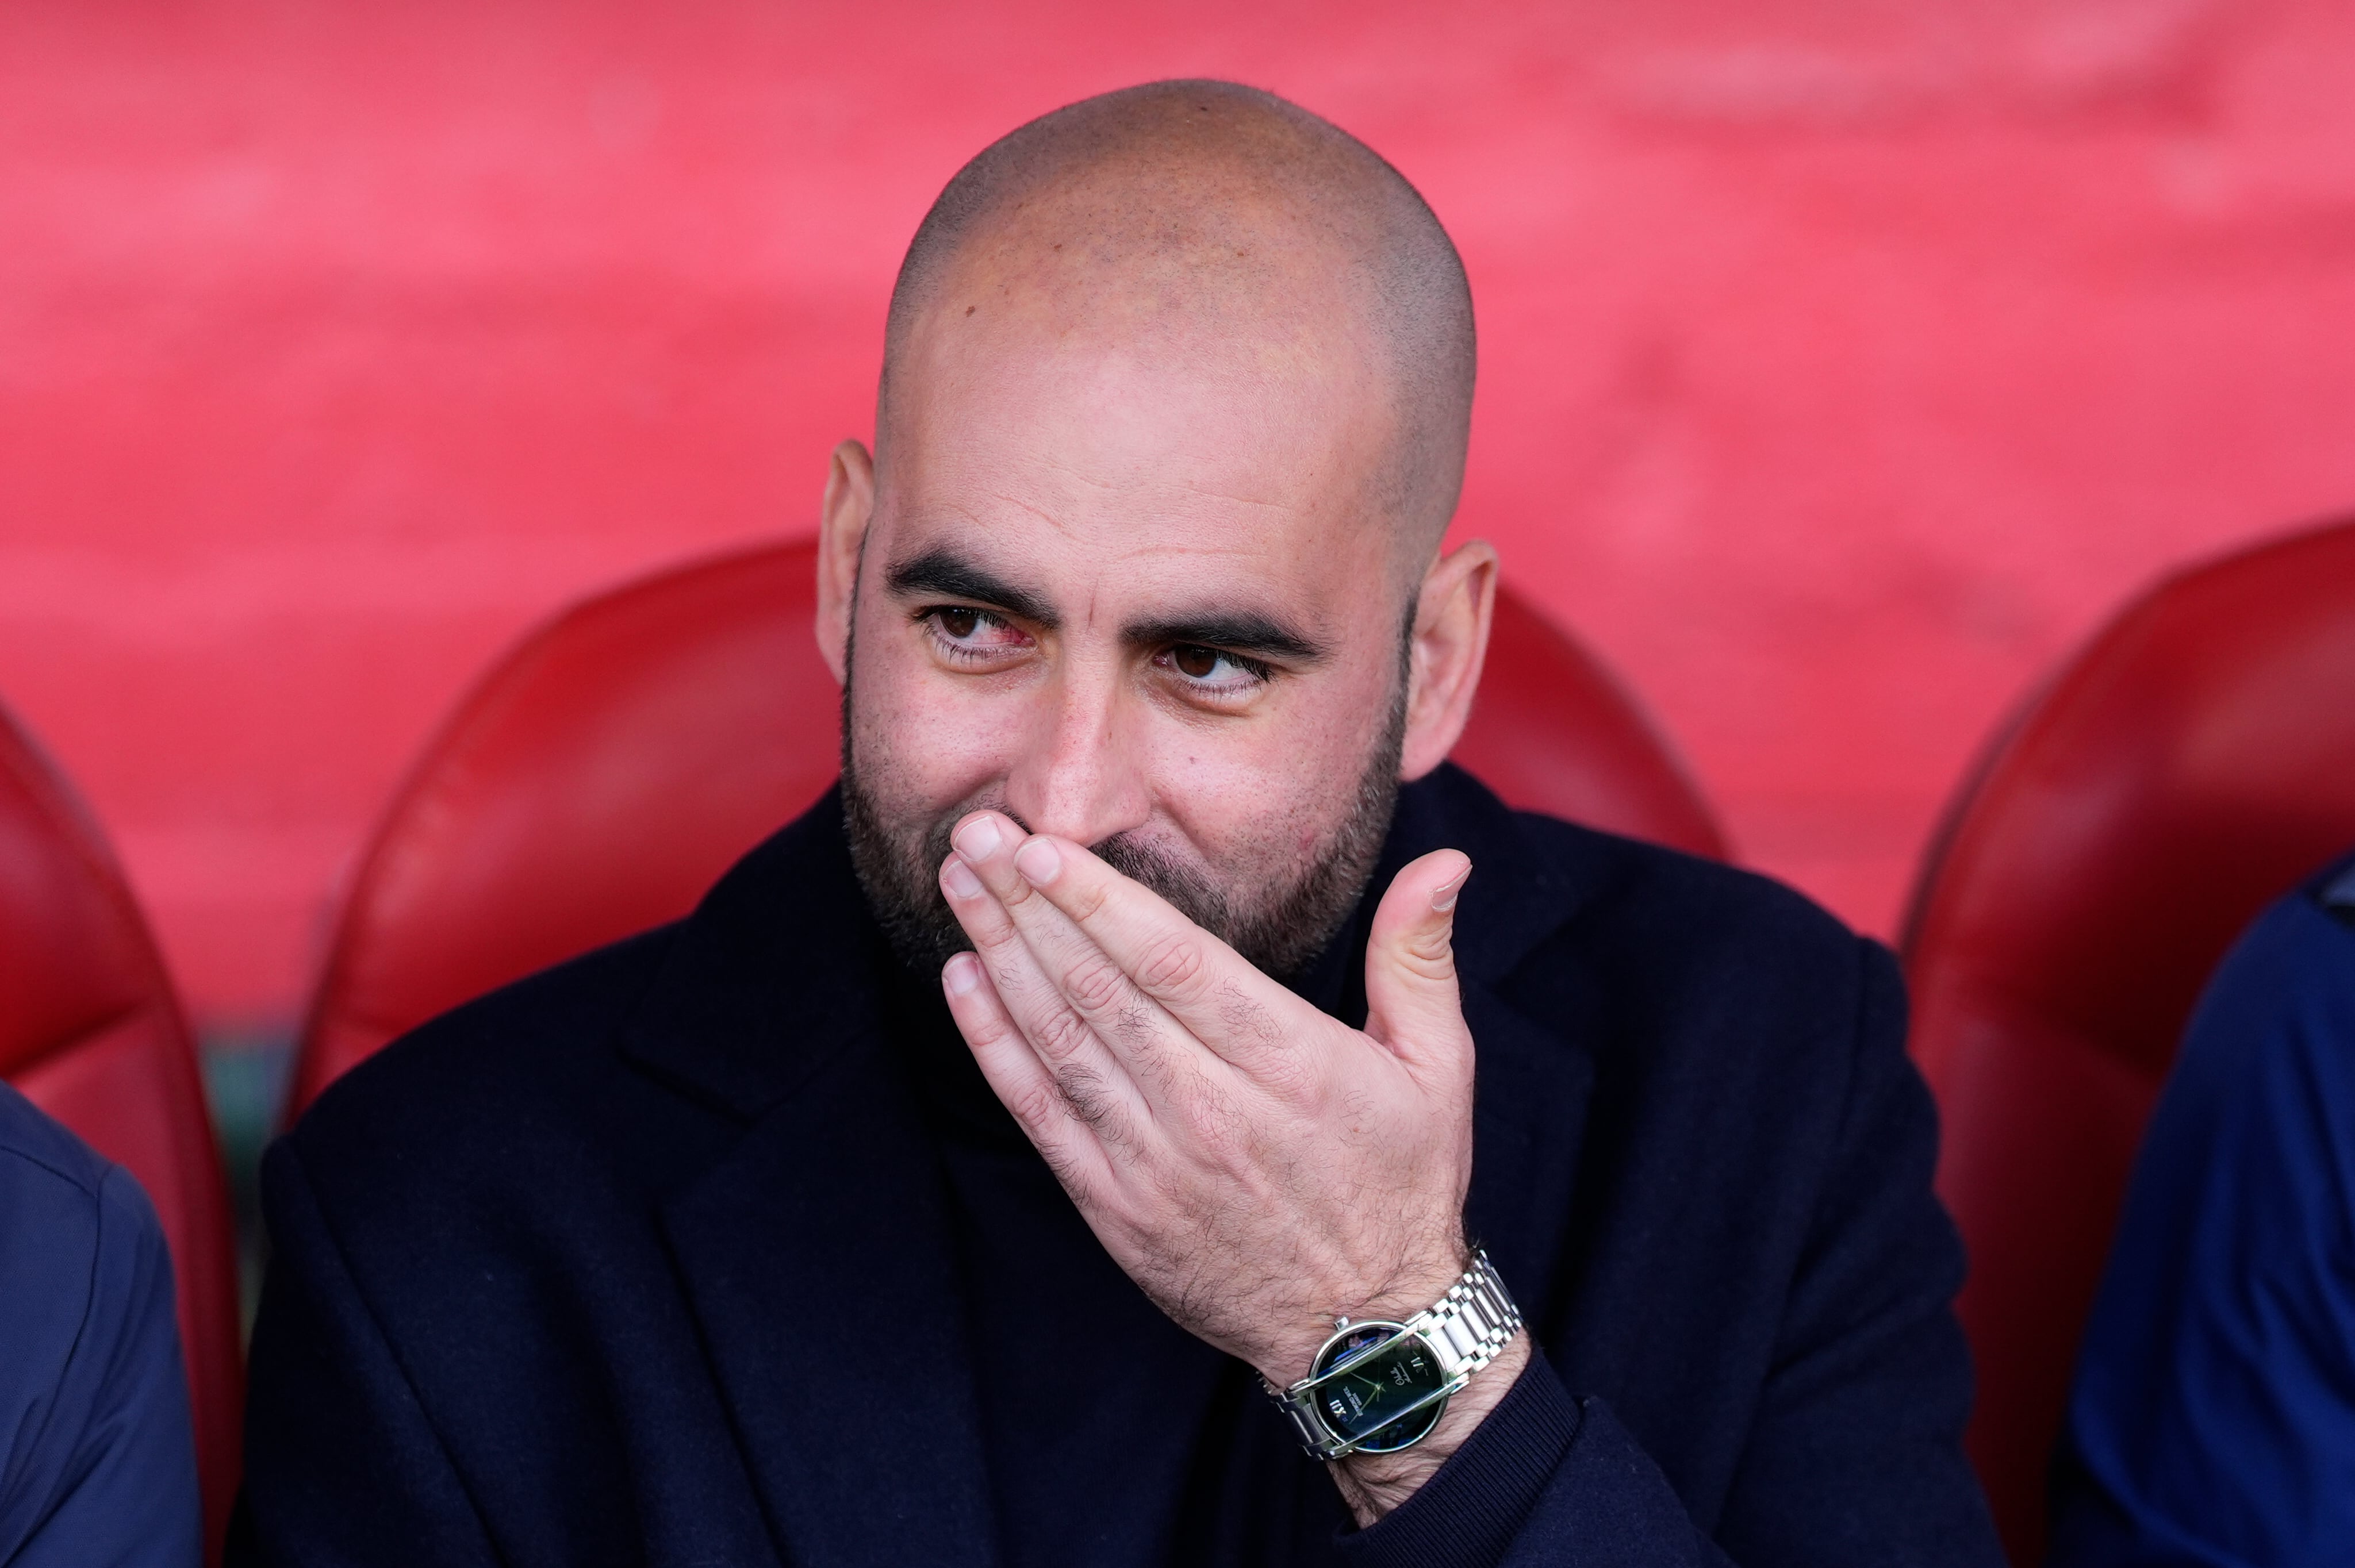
[{"left": 1338, "top": 1349, "right": 1725, "bottom": 1568}]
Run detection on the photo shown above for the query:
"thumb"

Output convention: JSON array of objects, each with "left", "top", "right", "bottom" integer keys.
[{"left": 1362, "top": 849, "right": 1473, "bottom": 1067}]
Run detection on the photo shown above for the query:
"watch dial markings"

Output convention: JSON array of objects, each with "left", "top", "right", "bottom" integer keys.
[{"left": 1309, "top": 1324, "right": 1448, "bottom": 1451}]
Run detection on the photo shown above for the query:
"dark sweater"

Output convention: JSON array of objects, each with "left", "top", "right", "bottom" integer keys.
[{"left": 233, "top": 765, "right": 2001, "bottom": 1566}]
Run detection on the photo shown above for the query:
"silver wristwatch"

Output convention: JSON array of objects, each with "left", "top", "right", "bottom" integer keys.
[{"left": 1270, "top": 1250, "right": 1522, "bottom": 1460}]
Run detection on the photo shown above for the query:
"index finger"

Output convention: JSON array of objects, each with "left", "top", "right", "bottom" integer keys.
[{"left": 1006, "top": 833, "right": 1315, "bottom": 1069}]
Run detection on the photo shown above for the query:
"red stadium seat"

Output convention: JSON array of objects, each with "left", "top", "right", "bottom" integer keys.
[
  {"left": 0, "top": 701, "right": 243, "bottom": 1563},
  {"left": 1901, "top": 516, "right": 2355, "bottom": 1564},
  {"left": 289, "top": 538, "right": 1722, "bottom": 1119}
]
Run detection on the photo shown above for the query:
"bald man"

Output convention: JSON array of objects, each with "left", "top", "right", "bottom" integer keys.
[{"left": 233, "top": 83, "right": 2000, "bottom": 1567}]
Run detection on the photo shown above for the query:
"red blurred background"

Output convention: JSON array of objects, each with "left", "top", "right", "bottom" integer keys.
[{"left": 5, "top": 0, "right": 2355, "bottom": 1050}]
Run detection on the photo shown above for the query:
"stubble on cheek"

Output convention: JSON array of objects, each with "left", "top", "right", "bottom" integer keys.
[
  {"left": 840, "top": 678, "right": 992, "bottom": 974},
  {"left": 838, "top": 636, "right": 1407, "bottom": 983}
]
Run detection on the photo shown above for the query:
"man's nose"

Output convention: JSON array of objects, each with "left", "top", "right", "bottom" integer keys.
[{"left": 999, "top": 667, "right": 1153, "bottom": 849}]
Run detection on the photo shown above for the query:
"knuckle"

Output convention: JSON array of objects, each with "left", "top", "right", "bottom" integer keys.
[
  {"left": 1113, "top": 1003, "right": 1160, "bottom": 1050},
  {"left": 1064, "top": 875, "right": 1111, "bottom": 924},
  {"left": 1155, "top": 1053, "right": 1212, "bottom": 1113},
  {"left": 1037, "top": 1142, "right": 1094, "bottom": 1205},
  {"left": 971, "top": 921, "right": 1025, "bottom": 963},
  {"left": 1113, "top": 1005, "right": 1171, "bottom": 1073},
  {"left": 964, "top": 1004, "right": 1015, "bottom": 1049},
  {"left": 1136, "top": 933, "right": 1209, "bottom": 999},
  {"left": 1054, "top": 1064, "right": 1123, "bottom": 1140},
  {"left": 1053, "top": 1062, "right": 1099, "bottom": 1113},
  {"left": 1063, "top": 951, "right": 1132, "bottom": 1016},
  {"left": 1034, "top": 1007, "right": 1097, "bottom": 1064},
  {"left": 1216, "top": 983, "right": 1284, "bottom": 1051},
  {"left": 1143, "top": 1151, "right": 1190, "bottom": 1208},
  {"left": 1007, "top": 1079, "right": 1063, "bottom": 1131},
  {"left": 1189, "top": 1089, "right": 1251, "bottom": 1158},
  {"left": 1396, "top": 931, "right": 1458, "bottom": 978},
  {"left": 1252, "top": 1043, "right": 1316, "bottom": 1101}
]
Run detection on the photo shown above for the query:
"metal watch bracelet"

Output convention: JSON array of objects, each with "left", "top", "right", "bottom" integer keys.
[{"left": 1270, "top": 1249, "right": 1522, "bottom": 1461}]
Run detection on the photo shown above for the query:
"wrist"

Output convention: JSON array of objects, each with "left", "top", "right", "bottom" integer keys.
[
  {"left": 1331, "top": 1330, "right": 1531, "bottom": 1525},
  {"left": 1269, "top": 1246, "right": 1522, "bottom": 1508},
  {"left": 1256, "top": 1239, "right": 1472, "bottom": 1388}
]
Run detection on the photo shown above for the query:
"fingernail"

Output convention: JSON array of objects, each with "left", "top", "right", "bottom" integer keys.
[
  {"left": 1014, "top": 837, "right": 1062, "bottom": 886},
  {"left": 954, "top": 816, "right": 1003, "bottom": 860},
  {"left": 943, "top": 952, "right": 982, "bottom": 996},
  {"left": 1431, "top": 860, "right": 1472, "bottom": 914},
  {"left": 942, "top": 856, "right": 983, "bottom": 900}
]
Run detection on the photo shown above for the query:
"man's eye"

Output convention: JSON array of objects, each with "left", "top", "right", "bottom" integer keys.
[
  {"left": 1161, "top": 645, "right": 1267, "bottom": 692},
  {"left": 922, "top": 606, "right": 1028, "bottom": 660}
]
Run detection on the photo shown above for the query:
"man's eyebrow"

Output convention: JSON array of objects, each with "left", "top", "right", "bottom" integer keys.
[
  {"left": 882, "top": 548, "right": 1059, "bottom": 629},
  {"left": 1122, "top": 611, "right": 1329, "bottom": 664}
]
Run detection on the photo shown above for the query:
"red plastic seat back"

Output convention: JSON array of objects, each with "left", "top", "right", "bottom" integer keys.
[
  {"left": 1902, "top": 517, "right": 2355, "bottom": 1564},
  {"left": 0, "top": 703, "right": 243, "bottom": 1562},
  {"left": 290, "top": 539, "right": 1722, "bottom": 1117}
]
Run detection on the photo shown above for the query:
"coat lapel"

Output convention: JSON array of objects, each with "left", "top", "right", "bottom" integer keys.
[
  {"left": 1463, "top": 978, "right": 1596, "bottom": 1330},
  {"left": 657, "top": 1040, "right": 999, "bottom": 1568},
  {"left": 622, "top": 794, "right": 1000, "bottom": 1568}
]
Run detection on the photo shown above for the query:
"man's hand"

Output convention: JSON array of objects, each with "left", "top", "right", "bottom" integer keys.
[{"left": 936, "top": 810, "right": 1527, "bottom": 1521}]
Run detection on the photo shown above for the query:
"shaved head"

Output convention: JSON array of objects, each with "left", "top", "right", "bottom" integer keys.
[
  {"left": 825, "top": 80, "right": 1499, "bottom": 988},
  {"left": 878, "top": 79, "right": 1476, "bottom": 558}
]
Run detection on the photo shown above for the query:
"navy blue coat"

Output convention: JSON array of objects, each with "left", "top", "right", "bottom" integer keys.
[
  {"left": 2048, "top": 851, "right": 2355, "bottom": 1562},
  {"left": 0, "top": 1080, "right": 200, "bottom": 1567},
  {"left": 234, "top": 766, "right": 1999, "bottom": 1565}
]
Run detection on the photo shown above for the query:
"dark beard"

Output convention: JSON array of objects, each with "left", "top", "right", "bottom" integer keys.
[{"left": 841, "top": 666, "right": 1407, "bottom": 983}]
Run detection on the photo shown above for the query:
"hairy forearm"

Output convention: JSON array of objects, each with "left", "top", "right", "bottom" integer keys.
[{"left": 1328, "top": 1331, "right": 1533, "bottom": 1527}]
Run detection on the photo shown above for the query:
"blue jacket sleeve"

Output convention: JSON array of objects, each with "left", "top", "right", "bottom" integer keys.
[
  {"left": 1343, "top": 942, "right": 2000, "bottom": 1566},
  {"left": 2048, "top": 888, "right": 2355, "bottom": 1566},
  {"left": 0, "top": 1083, "right": 201, "bottom": 1568}
]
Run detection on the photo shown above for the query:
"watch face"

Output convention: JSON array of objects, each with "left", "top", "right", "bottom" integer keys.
[{"left": 1308, "top": 1323, "right": 1448, "bottom": 1454}]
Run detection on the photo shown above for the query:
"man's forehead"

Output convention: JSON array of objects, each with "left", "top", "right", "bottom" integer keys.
[
  {"left": 902, "top": 289, "right": 1387, "bottom": 453},
  {"left": 887, "top": 335, "right": 1393, "bottom": 543},
  {"left": 880, "top": 501, "right": 1341, "bottom": 591}
]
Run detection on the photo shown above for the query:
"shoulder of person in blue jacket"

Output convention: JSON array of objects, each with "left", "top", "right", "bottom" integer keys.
[
  {"left": 2049, "top": 846, "right": 2355, "bottom": 1566},
  {"left": 0, "top": 1079, "right": 202, "bottom": 1568}
]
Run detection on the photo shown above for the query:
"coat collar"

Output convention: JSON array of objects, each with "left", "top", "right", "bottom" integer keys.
[
  {"left": 616, "top": 767, "right": 1613, "bottom": 1563},
  {"left": 616, "top": 790, "right": 878, "bottom": 1120},
  {"left": 1382, "top": 763, "right": 1604, "bottom": 990}
]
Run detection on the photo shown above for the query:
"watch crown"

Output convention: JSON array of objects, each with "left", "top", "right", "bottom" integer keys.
[{"left": 1333, "top": 1315, "right": 1350, "bottom": 1329}]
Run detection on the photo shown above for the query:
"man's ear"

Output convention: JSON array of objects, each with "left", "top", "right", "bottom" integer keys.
[
  {"left": 815, "top": 439, "right": 875, "bottom": 686},
  {"left": 1398, "top": 539, "right": 1499, "bottom": 783}
]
